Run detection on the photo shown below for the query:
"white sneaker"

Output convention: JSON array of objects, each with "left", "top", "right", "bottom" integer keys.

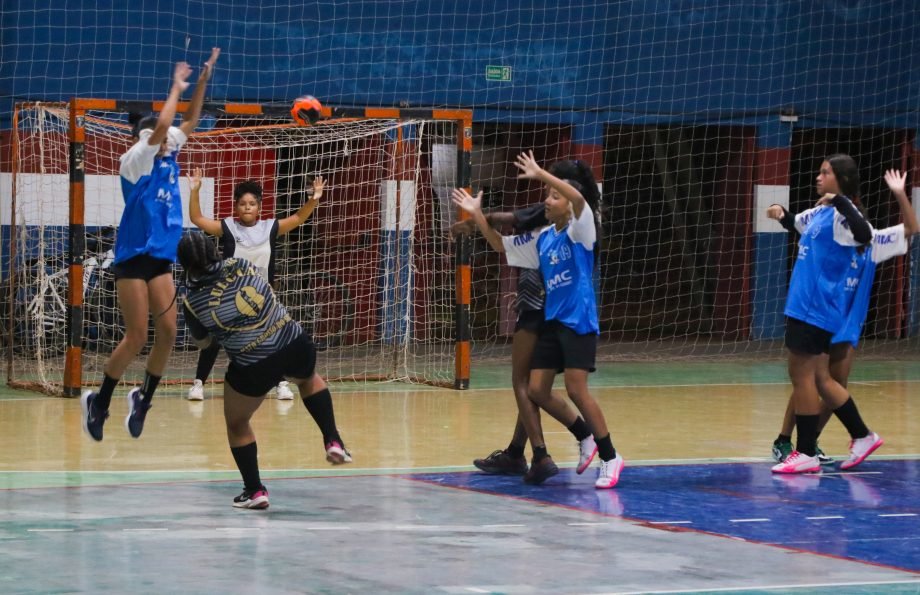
[
  {"left": 187, "top": 379, "right": 204, "bottom": 401},
  {"left": 275, "top": 381, "right": 295, "bottom": 400},
  {"left": 771, "top": 450, "right": 820, "bottom": 474},
  {"left": 577, "top": 435, "right": 598, "bottom": 474},
  {"left": 595, "top": 453, "right": 625, "bottom": 489},
  {"left": 840, "top": 432, "right": 883, "bottom": 470}
]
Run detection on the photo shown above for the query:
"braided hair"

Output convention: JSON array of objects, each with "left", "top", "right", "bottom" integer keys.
[{"left": 178, "top": 231, "right": 221, "bottom": 286}]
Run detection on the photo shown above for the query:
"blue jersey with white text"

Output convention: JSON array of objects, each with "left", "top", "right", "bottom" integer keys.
[
  {"left": 503, "top": 205, "right": 599, "bottom": 335},
  {"left": 784, "top": 206, "right": 864, "bottom": 333}
]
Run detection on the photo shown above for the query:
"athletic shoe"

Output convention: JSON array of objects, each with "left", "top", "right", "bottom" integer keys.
[
  {"left": 577, "top": 435, "right": 598, "bottom": 474},
  {"left": 771, "top": 439, "right": 793, "bottom": 463},
  {"left": 187, "top": 379, "right": 204, "bottom": 401},
  {"left": 124, "top": 388, "right": 151, "bottom": 439},
  {"left": 325, "top": 441, "right": 353, "bottom": 465},
  {"left": 840, "top": 432, "right": 883, "bottom": 470},
  {"left": 771, "top": 450, "right": 820, "bottom": 474},
  {"left": 595, "top": 454, "right": 625, "bottom": 489},
  {"left": 815, "top": 445, "right": 834, "bottom": 466},
  {"left": 275, "top": 381, "right": 295, "bottom": 400},
  {"left": 233, "top": 487, "right": 269, "bottom": 510},
  {"left": 80, "top": 390, "right": 109, "bottom": 442},
  {"left": 473, "top": 449, "right": 528, "bottom": 475},
  {"left": 523, "top": 455, "right": 559, "bottom": 485}
]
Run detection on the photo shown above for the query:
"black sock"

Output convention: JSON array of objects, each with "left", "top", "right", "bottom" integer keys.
[
  {"left": 195, "top": 341, "right": 221, "bottom": 382},
  {"left": 140, "top": 371, "right": 161, "bottom": 404},
  {"left": 567, "top": 417, "right": 591, "bottom": 442},
  {"left": 532, "top": 445, "right": 549, "bottom": 463},
  {"left": 505, "top": 443, "right": 525, "bottom": 459},
  {"left": 775, "top": 434, "right": 792, "bottom": 444},
  {"left": 230, "top": 442, "right": 262, "bottom": 493},
  {"left": 795, "top": 414, "right": 819, "bottom": 457},
  {"left": 95, "top": 373, "right": 119, "bottom": 411},
  {"left": 302, "top": 388, "right": 341, "bottom": 445},
  {"left": 596, "top": 434, "right": 617, "bottom": 461},
  {"left": 833, "top": 397, "right": 870, "bottom": 440}
]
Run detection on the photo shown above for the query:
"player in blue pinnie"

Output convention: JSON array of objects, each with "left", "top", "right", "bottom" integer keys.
[
  {"left": 768, "top": 167, "right": 918, "bottom": 469},
  {"left": 452, "top": 151, "right": 624, "bottom": 489},
  {"left": 81, "top": 48, "right": 221, "bottom": 442}
]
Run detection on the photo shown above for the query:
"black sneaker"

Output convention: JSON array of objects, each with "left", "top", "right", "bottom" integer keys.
[
  {"left": 124, "top": 388, "right": 151, "bottom": 439},
  {"left": 523, "top": 455, "right": 559, "bottom": 485},
  {"left": 816, "top": 445, "right": 835, "bottom": 465},
  {"left": 81, "top": 390, "right": 109, "bottom": 442},
  {"left": 233, "top": 487, "right": 270, "bottom": 510},
  {"left": 473, "top": 449, "right": 528, "bottom": 475}
]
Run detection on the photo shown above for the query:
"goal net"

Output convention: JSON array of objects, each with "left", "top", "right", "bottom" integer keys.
[{"left": 7, "top": 101, "right": 472, "bottom": 395}]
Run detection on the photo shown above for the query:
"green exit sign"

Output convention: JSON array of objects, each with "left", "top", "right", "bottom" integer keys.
[{"left": 486, "top": 65, "right": 512, "bottom": 82}]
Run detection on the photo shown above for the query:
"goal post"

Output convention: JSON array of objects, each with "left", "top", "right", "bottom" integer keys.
[{"left": 8, "top": 99, "right": 472, "bottom": 396}]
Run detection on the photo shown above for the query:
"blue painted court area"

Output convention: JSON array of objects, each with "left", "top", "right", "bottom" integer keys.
[{"left": 409, "top": 459, "right": 920, "bottom": 574}]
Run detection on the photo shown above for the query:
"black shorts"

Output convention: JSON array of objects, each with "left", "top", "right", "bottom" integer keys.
[
  {"left": 514, "top": 309, "right": 544, "bottom": 333},
  {"left": 530, "top": 320, "right": 597, "bottom": 372},
  {"left": 785, "top": 317, "right": 833, "bottom": 355},
  {"left": 110, "top": 254, "right": 172, "bottom": 282},
  {"left": 225, "top": 333, "right": 317, "bottom": 397}
]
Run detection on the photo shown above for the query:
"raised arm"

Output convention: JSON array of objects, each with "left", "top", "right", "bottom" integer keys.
[
  {"left": 187, "top": 168, "right": 222, "bottom": 236},
  {"left": 180, "top": 48, "right": 221, "bottom": 137},
  {"left": 278, "top": 176, "right": 324, "bottom": 235},
  {"left": 149, "top": 62, "right": 192, "bottom": 147},
  {"left": 451, "top": 188, "right": 505, "bottom": 253},
  {"left": 884, "top": 169, "right": 919, "bottom": 236},
  {"left": 514, "top": 150, "right": 586, "bottom": 217}
]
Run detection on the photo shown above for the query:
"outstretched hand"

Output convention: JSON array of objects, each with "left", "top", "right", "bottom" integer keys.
[
  {"left": 199, "top": 48, "right": 221, "bottom": 82},
  {"left": 765, "top": 204, "right": 784, "bottom": 220},
  {"left": 173, "top": 62, "right": 192, "bottom": 92},
  {"left": 311, "top": 175, "right": 325, "bottom": 200},
  {"left": 451, "top": 188, "right": 483, "bottom": 214},
  {"left": 884, "top": 169, "right": 907, "bottom": 195},
  {"left": 187, "top": 167, "right": 202, "bottom": 191},
  {"left": 514, "top": 150, "right": 543, "bottom": 179}
]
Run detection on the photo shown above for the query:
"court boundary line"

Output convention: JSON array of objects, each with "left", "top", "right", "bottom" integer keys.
[{"left": 597, "top": 577, "right": 920, "bottom": 595}]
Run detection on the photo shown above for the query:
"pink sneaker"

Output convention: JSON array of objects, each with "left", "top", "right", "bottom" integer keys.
[
  {"left": 325, "top": 441, "right": 353, "bottom": 465},
  {"left": 595, "top": 454, "right": 625, "bottom": 489},
  {"left": 840, "top": 432, "right": 883, "bottom": 470},
  {"left": 233, "top": 487, "right": 269, "bottom": 510},
  {"left": 771, "top": 450, "right": 820, "bottom": 474},
  {"left": 577, "top": 435, "right": 598, "bottom": 474}
]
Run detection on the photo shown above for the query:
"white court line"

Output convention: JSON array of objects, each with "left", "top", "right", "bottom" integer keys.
[
  {"left": 821, "top": 471, "right": 882, "bottom": 476},
  {"left": 878, "top": 513, "right": 917, "bottom": 518},
  {"left": 596, "top": 578, "right": 920, "bottom": 595},
  {"left": 648, "top": 520, "right": 693, "bottom": 525},
  {"left": 27, "top": 528, "right": 74, "bottom": 532},
  {"left": 728, "top": 518, "right": 770, "bottom": 523},
  {"left": 567, "top": 522, "right": 611, "bottom": 527},
  {"left": 464, "top": 589, "right": 490, "bottom": 594},
  {"left": 806, "top": 516, "right": 844, "bottom": 520}
]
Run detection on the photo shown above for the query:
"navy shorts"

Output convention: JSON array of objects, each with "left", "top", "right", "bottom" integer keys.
[
  {"left": 225, "top": 333, "right": 317, "bottom": 397},
  {"left": 785, "top": 317, "right": 833, "bottom": 356},
  {"left": 530, "top": 320, "right": 597, "bottom": 372},
  {"left": 111, "top": 254, "right": 172, "bottom": 282}
]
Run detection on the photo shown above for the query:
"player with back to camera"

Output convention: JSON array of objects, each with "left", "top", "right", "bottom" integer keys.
[
  {"left": 185, "top": 168, "right": 326, "bottom": 401},
  {"left": 768, "top": 168, "right": 917, "bottom": 468},
  {"left": 453, "top": 151, "right": 624, "bottom": 489},
  {"left": 178, "top": 231, "right": 352, "bottom": 509},
  {"left": 80, "top": 48, "right": 220, "bottom": 442}
]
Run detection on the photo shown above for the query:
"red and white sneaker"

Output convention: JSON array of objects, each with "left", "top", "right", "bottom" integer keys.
[
  {"left": 840, "top": 432, "right": 883, "bottom": 470},
  {"left": 577, "top": 435, "right": 598, "bottom": 474},
  {"left": 595, "top": 454, "right": 625, "bottom": 489},
  {"left": 325, "top": 441, "right": 353, "bottom": 465},
  {"left": 771, "top": 450, "right": 820, "bottom": 474}
]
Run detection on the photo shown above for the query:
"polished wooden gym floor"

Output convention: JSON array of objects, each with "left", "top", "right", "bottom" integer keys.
[{"left": 2, "top": 360, "right": 919, "bottom": 593}]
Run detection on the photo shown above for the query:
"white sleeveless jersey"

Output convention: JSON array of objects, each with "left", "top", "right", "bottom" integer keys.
[{"left": 220, "top": 218, "right": 279, "bottom": 282}]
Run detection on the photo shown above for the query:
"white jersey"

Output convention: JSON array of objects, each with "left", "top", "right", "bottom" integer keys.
[{"left": 219, "top": 218, "right": 279, "bottom": 282}]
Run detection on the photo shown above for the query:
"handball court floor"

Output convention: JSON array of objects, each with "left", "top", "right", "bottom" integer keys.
[{"left": 1, "top": 360, "right": 919, "bottom": 594}]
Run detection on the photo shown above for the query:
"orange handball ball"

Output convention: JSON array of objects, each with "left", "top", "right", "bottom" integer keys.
[{"left": 291, "top": 95, "right": 323, "bottom": 126}]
